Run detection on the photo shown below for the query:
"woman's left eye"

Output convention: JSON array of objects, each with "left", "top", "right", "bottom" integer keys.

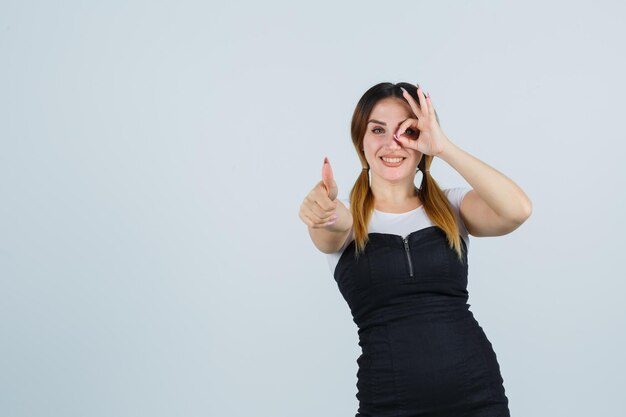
[{"left": 405, "top": 129, "right": 415, "bottom": 135}]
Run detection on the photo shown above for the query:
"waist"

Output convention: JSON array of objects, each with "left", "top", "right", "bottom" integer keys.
[
  {"left": 354, "top": 294, "right": 473, "bottom": 331},
  {"left": 356, "top": 307, "right": 488, "bottom": 368}
]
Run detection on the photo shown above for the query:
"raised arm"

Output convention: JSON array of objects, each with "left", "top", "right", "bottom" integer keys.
[{"left": 395, "top": 84, "right": 532, "bottom": 237}]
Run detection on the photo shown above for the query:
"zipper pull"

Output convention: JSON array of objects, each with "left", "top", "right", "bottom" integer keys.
[{"left": 403, "top": 237, "right": 414, "bottom": 277}]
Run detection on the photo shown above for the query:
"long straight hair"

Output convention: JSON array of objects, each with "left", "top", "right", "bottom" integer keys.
[{"left": 348, "top": 82, "right": 465, "bottom": 262}]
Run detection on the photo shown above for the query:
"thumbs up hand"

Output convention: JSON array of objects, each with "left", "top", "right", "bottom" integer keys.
[{"left": 299, "top": 157, "right": 340, "bottom": 229}]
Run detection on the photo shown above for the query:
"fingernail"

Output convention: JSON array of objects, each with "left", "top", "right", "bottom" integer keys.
[
  {"left": 426, "top": 91, "right": 430, "bottom": 99},
  {"left": 325, "top": 219, "right": 337, "bottom": 226}
]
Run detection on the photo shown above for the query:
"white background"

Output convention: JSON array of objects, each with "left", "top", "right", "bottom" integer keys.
[{"left": 1, "top": 1, "right": 624, "bottom": 416}]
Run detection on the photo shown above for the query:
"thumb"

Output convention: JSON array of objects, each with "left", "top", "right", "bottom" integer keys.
[{"left": 322, "top": 157, "right": 338, "bottom": 201}]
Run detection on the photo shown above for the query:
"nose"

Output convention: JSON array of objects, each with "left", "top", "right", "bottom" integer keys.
[{"left": 384, "top": 129, "right": 403, "bottom": 148}]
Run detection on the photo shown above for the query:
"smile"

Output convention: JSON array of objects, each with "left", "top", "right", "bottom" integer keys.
[{"left": 380, "top": 157, "right": 406, "bottom": 167}]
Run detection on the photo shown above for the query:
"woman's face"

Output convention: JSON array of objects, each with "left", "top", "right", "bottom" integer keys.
[{"left": 363, "top": 97, "right": 422, "bottom": 183}]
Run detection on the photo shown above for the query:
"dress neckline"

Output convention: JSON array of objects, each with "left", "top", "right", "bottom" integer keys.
[
  {"left": 368, "top": 225, "right": 442, "bottom": 242},
  {"left": 366, "top": 226, "right": 466, "bottom": 250}
]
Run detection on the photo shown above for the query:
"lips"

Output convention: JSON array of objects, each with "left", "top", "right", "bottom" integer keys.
[{"left": 380, "top": 156, "right": 405, "bottom": 167}]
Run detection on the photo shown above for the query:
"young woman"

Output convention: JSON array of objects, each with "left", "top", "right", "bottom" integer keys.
[{"left": 298, "top": 82, "right": 532, "bottom": 416}]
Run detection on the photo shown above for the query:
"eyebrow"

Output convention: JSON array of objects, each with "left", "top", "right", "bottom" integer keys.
[{"left": 367, "top": 118, "right": 410, "bottom": 126}]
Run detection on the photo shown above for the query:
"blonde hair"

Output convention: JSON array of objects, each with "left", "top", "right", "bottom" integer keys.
[{"left": 348, "top": 82, "right": 465, "bottom": 262}]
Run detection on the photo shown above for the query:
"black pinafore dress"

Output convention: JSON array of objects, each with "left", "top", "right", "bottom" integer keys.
[{"left": 334, "top": 225, "right": 511, "bottom": 417}]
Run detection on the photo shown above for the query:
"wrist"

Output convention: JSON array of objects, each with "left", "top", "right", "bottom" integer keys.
[{"left": 437, "top": 138, "right": 458, "bottom": 162}]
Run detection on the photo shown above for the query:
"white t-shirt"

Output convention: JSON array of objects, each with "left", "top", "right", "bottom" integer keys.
[{"left": 326, "top": 187, "right": 472, "bottom": 275}]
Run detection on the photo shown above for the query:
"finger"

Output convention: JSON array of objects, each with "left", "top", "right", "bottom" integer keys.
[
  {"left": 395, "top": 133, "right": 418, "bottom": 150},
  {"left": 394, "top": 118, "right": 419, "bottom": 143},
  {"left": 393, "top": 127, "right": 414, "bottom": 149},
  {"left": 314, "top": 206, "right": 337, "bottom": 223},
  {"left": 394, "top": 118, "right": 418, "bottom": 138},
  {"left": 322, "top": 156, "right": 334, "bottom": 183},
  {"left": 302, "top": 205, "right": 336, "bottom": 227},
  {"left": 300, "top": 211, "right": 331, "bottom": 229},
  {"left": 416, "top": 84, "right": 429, "bottom": 117},
  {"left": 426, "top": 91, "right": 435, "bottom": 113},
  {"left": 400, "top": 86, "right": 423, "bottom": 119},
  {"left": 308, "top": 187, "right": 337, "bottom": 212},
  {"left": 307, "top": 195, "right": 336, "bottom": 219},
  {"left": 322, "top": 157, "right": 338, "bottom": 201},
  {"left": 299, "top": 210, "right": 315, "bottom": 228}
]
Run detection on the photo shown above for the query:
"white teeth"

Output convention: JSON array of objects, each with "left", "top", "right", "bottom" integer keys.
[{"left": 382, "top": 157, "right": 403, "bottom": 163}]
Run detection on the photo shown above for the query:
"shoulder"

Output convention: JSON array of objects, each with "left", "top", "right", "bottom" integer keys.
[{"left": 443, "top": 187, "right": 472, "bottom": 209}]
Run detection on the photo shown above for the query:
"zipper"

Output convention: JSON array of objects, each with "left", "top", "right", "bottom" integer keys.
[{"left": 403, "top": 237, "right": 414, "bottom": 277}]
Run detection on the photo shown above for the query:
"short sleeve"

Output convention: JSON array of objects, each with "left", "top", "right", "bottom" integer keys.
[{"left": 443, "top": 187, "right": 472, "bottom": 249}]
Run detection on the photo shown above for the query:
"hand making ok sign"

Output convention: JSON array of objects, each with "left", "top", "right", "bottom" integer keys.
[{"left": 394, "top": 84, "right": 451, "bottom": 157}]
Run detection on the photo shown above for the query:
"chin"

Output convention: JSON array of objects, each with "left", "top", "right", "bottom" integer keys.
[{"left": 378, "top": 169, "right": 413, "bottom": 182}]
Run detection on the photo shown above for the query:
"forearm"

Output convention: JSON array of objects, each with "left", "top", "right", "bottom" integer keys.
[{"left": 437, "top": 140, "right": 533, "bottom": 223}]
